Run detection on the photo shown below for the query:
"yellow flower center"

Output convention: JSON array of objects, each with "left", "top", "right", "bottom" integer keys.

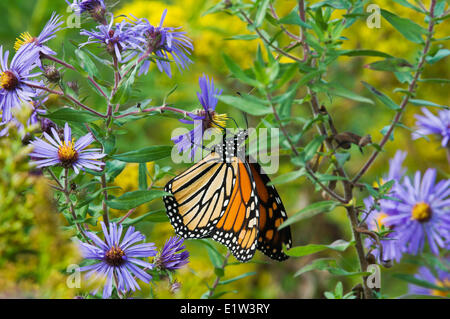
[
  {"left": 0, "top": 71, "right": 19, "bottom": 91},
  {"left": 210, "top": 112, "right": 228, "bottom": 131},
  {"left": 431, "top": 279, "right": 450, "bottom": 297},
  {"left": 198, "top": 109, "right": 228, "bottom": 132},
  {"left": 105, "top": 245, "right": 126, "bottom": 267},
  {"left": 58, "top": 140, "right": 79, "bottom": 168},
  {"left": 411, "top": 202, "right": 432, "bottom": 222},
  {"left": 376, "top": 212, "right": 388, "bottom": 228},
  {"left": 14, "top": 32, "right": 37, "bottom": 51}
]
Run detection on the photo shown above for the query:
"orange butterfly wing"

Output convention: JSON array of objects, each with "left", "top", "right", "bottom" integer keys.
[
  {"left": 212, "top": 158, "right": 259, "bottom": 262},
  {"left": 249, "top": 162, "right": 292, "bottom": 261}
]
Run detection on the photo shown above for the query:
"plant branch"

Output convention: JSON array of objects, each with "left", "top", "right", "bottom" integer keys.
[
  {"left": 41, "top": 53, "right": 109, "bottom": 99},
  {"left": 352, "top": 0, "right": 438, "bottom": 184},
  {"left": 28, "top": 83, "right": 107, "bottom": 118},
  {"left": 239, "top": 10, "right": 303, "bottom": 63},
  {"left": 208, "top": 251, "right": 231, "bottom": 298},
  {"left": 114, "top": 105, "right": 190, "bottom": 119},
  {"left": 346, "top": 205, "right": 372, "bottom": 299}
]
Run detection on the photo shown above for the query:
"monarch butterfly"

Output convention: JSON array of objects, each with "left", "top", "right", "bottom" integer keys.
[{"left": 163, "top": 130, "right": 292, "bottom": 262}]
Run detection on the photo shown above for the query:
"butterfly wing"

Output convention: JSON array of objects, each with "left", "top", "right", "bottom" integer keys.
[
  {"left": 211, "top": 157, "right": 259, "bottom": 262},
  {"left": 249, "top": 161, "right": 292, "bottom": 261},
  {"left": 164, "top": 151, "right": 236, "bottom": 239}
]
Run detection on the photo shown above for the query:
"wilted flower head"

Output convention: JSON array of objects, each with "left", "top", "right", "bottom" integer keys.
[
  {"left": 154, "top": 236, "right": 189, "bottom": 271},
  {"left": 408, "top": 262, "right": 450, "bottom": 298},
  {"left": 413, "top": 107, "right": 450, "bottom": 148},
  {"left": 29, "top": 122, "right": 105, "bottom": 174},
  {"left": 15, "top": 12, "right": 63, "bottom": 58},
  {"left": 381, "top": 169, "right": 450, "bottom": 256},
  {"left": 0, "top": 43, "right": 41, "bottom": 122},
  {"left": 78, "top": 222, "right": 157, "bottom": 298},
  {"left": 172, "top": 74, "right": 227, "bottom": 159},
  {"left": 130, "top": 9, "right": 193, "bottom": 77}
]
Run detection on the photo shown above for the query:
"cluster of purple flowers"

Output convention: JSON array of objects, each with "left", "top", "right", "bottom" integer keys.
[
  {"left": 79, "top": 222, "right": 189, "bottom": 298},
  {"left": 364, "top": 151, "right": 449, "bottom": 264},
  {"left": 0, "top": 12, "right": 63, "bottom": 134},
  {"left": 363, "top": 150, "right": 449, "bottom": 297},
  {"left": 79, "top": 8, "right": 193, "bottom": 78}
]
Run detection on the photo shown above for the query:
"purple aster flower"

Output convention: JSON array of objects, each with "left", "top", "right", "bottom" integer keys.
[
  {"left": 29, "top": 122, "right": 105, "bottom": 174},
  {"left": 381, "top": 169, "right": 450, "bottom": 256},
  {"left": 172, "top": 74, "right": 227, "bottom": 159},
  {"left": 363, "top": 196, "right": 404, "bottom": 263},
  {"left": 78, "top": 222, "right": 157, "bottom": 298},
  {"left": 0, "top": 43, "right": 41, "bottom": 122},
  {"left": 67, "top": 0, "right": 107, "bottom": 24},
  {"left": 0, "top": 100, "right": 46, "bottom": 137},
  {"left": 130, "top": 9, "right": 193, "bottom": 77},
  {"left": 408, "top": 262, "right": 450, "bottom": 297},
  {"left": 14, "top": 12, "right": 63, "bottom": 58},
  {"left": 80, "top": 16, "right": 141, "bottom": 63},
  {"left": 413, "top": 107, "right": 450, "bottom": 148},
  {"left": 154, "top": 236, "right": 189, "bottom": 271}
]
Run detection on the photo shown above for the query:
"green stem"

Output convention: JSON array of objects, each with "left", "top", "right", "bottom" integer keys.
[{"left": 208, "top": 251, "right": 231, "bottom": 298}]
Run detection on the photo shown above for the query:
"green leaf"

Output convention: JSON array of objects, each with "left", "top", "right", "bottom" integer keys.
[
  {"left": 366, "top": 58, "right": 413, "bottom": 72},
  {"left": 223, "top": 54, "right": 261, "bottom": 87},
  {"left": 278, "top": 10, "right": 312, "bottom": 29},
  {"left": 106, "top": 189, "right": 169, "bottom": 210},
  {"left": 267, "top": 169, "right": 306, "bottom": 186},
  {"left": 304, "top": 135, "right": 326, "bottom": 162},
  {"left": 336, "top": 49, "right": 393, "bottom": 58},
  {"left": 138, "top": 163, "right": 148, "bottom": 190},
  {"left": 121, "top": 209, "right": 168, "bottom": 225},
  {"left": 224, "top": 34, "right": 259, "bottom": 41},
  {"left": 111, "top": 60, "right": 140, "bottom": 104},
  {"left": 43, "top": 108, "right": 102, "bottom": 124},
  {"left": 105, "top": 160, "right": 126, "bottom": 182},
  {"left": 200, "top": 240, "right": 225, "bottom": 269},
  {"left": 255, "top": 0, "right": 270, "bottom": 27},
  {"left": 112, "top": 145, "right": 173, "bottom": 163},
  {"left": 328, "top": 84, "right": 374, "bottom": 104},
  {"left": 362, "top": 81, "right": 401, "bottom": 110},
  {"left": 218, "top": 95, "right": 272, "bottom": 116},
  {"left": 219, "top": 272, "right": 256, "bottom": 285},
  {"left": 426, "top": 49, "right": 450, "bottom": 64},
  {"left": 74, "top": 48, "right": 98, "bottom": 77},
  {"left": 294, "top": 258, "right": 336, "bottom": 277},
  {"left": 409, "top": 99, "right": 448, "bottom": 108},
  {"left": 391, "top": 0, "right": 425, "bottom": 13},
  {"left": 286, "top": 239, "right": 354, "bottom": 257},
  {"left": 279, "top": 200, "right": 338, "bottom": 230},
  {"left": 380, "top": 9, "right": 427, "bottom": 44}
]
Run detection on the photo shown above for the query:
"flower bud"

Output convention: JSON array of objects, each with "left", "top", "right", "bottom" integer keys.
[
  {"left": 44, "top": 65, "right": 61, "bottom": 83},
  {"left": 381, "top": 259, "right": 393, "bottom": 268},
  {"left": 366, "top": 253, "right": 377, "bottom": 265}
]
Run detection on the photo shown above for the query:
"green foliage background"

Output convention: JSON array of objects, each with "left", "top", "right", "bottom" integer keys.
[{"left": 0, "top": 0, "right": 448, "bottom": 298}]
